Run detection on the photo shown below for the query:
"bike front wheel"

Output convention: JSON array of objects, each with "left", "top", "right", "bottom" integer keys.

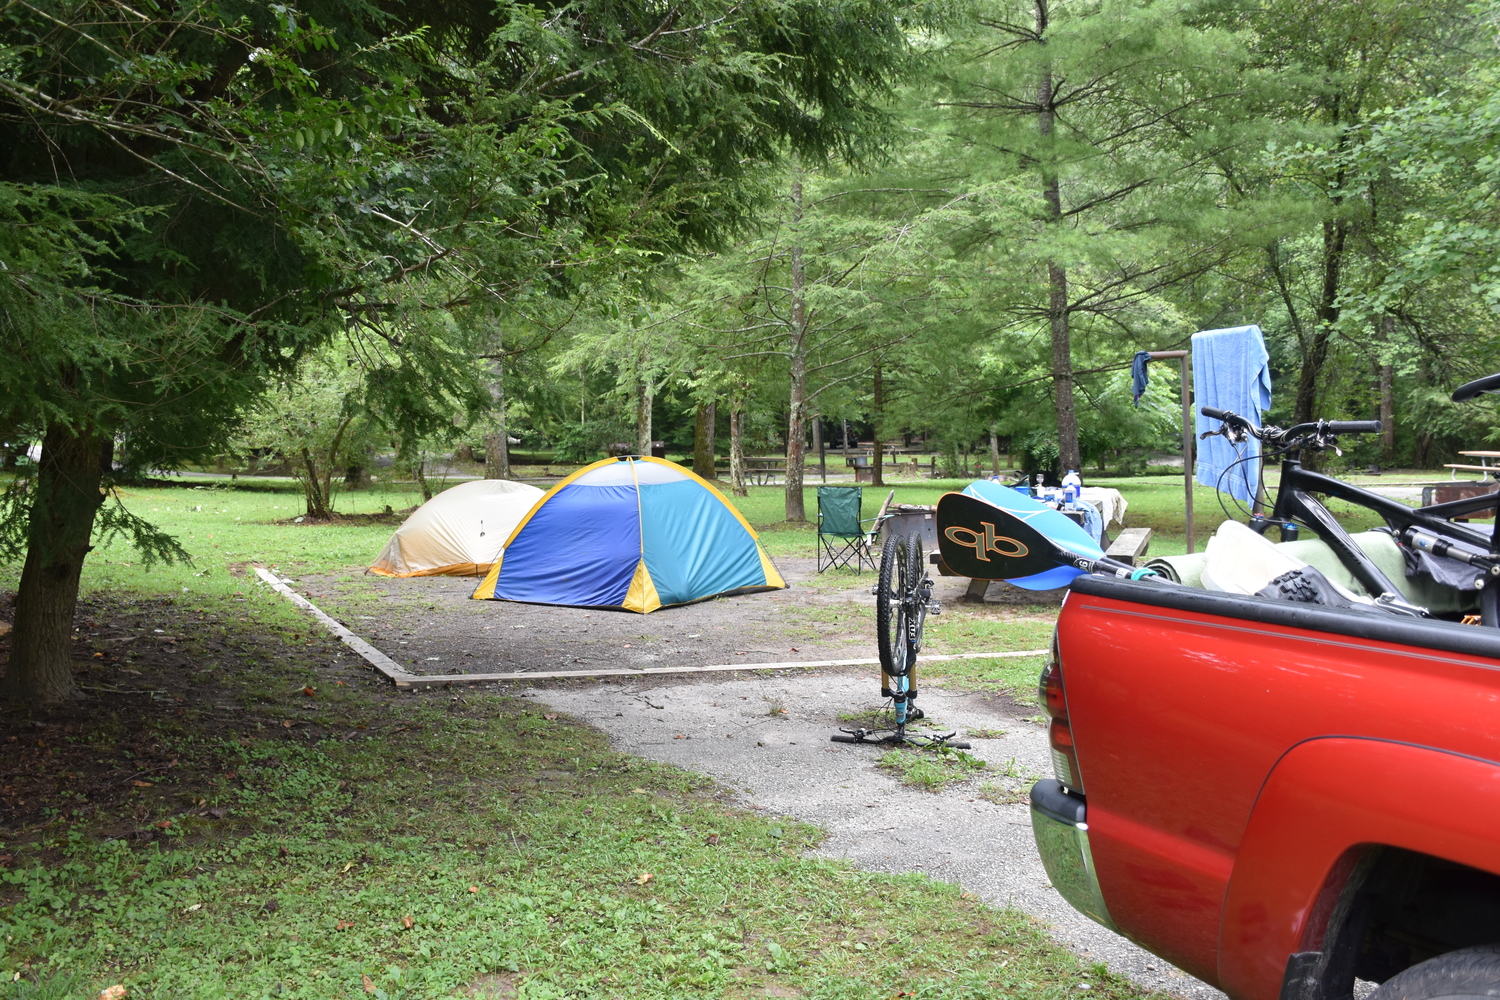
[{"left": 877, "top": 530, "right": 910, "bottom": 675}]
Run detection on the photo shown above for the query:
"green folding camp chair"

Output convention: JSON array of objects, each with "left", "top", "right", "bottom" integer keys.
[{"left": 817, "top": 486, "right": 883, "bottom": 573}]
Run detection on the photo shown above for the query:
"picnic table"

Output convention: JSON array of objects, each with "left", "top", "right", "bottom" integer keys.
[
  {"left": 745, "top": 457, "right": 785, "bottom": 485},
  {"left": 1445, "top": 451, "right": 1500, "bottom": 480}
]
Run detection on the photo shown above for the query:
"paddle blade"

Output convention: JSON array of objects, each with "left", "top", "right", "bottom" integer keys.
[
  {"left": 937, "top": 493, "right": 1059, "bottom": 580},
  {"left": 937, "top": 491, "right": 1108, "bottom": 585}
]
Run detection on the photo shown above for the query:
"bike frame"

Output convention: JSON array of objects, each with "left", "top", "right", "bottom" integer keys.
[{"left": 1262, "top": 456, "right": 1497, "bottom": 602}]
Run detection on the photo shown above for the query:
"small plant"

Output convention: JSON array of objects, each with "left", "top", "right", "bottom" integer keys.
[
  {"left": 978, "top": 757, "right": 1040, "bottom": 804},
  {"left": 967, "top": 728, "right": 1008, "bottom": 739},
  {"left": 764, "top": 940, "right": 799, "bottom": 973},
  {"left": 837, "top": 704, "right": 897, "bottom": 728},
  {"left": 979, "top": 780, "right": 1030, "bottom": 805},
  {"left": 877, "top": 746, "right": 987, "bottom": 791}
]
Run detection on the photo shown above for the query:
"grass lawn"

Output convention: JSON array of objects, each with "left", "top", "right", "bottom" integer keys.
[
  {"left": 2, "top": 593, "right": 1170, "bottom": 999},
  {"left": 0, "top": 478, "right": 1181, "bottom": 999}
]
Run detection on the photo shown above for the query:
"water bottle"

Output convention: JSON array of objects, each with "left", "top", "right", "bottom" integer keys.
[{"left": 1063, "top": 484, "right": 1078, "bottom": 505}]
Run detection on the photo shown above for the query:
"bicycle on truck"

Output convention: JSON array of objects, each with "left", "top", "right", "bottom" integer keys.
[{"left": 1200, "top": 404, "right": 1500, "bottom": 622}]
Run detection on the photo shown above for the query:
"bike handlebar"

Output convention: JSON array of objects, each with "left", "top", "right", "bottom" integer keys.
[{"left": 1197, "top": 407, "right": 1382, "bottom": 450}]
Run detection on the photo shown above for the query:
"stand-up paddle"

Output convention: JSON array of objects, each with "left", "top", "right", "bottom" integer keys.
[{"left": 936, "top": 489, "right": 1158, "bottom": 585}]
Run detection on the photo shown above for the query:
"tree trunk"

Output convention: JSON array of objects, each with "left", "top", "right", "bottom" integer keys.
[
  {"left": 784, "top": 173, "right": 809, "bottom": 522},
  {"left": 3, "top": 425, "right": 108, "bottom": 704},
  {"left": 989, "top": 423, "right": 1002, "bottom": 476},
  {"left": 785, "top": 346, "right": 808, "bottom": 521},
  {"left": 319, "top": 415, "right": 354, "bottom": 514},
  {"left": 1293, "top": 218, "right": 1349, "bottom": 425},
  {"left": 1035, "top": 0, "right": 1082, "bottom": 475},
  {"left": 871, "top": 363, "right": 885, "bottom": 487},
  {"left": 693, "top": 401, "right": 716, "bottom": 479},
  {"left": 812, "top": 412, "right": 826, "bottom": 482},
  {"left": 1379, "top": 314, "right": 1396, "bottom": 460},
  {"left": 729, "top": 400, "right": 747, "bottom": 497},
  {"left": 414, "top": 456, "right": 434, "bottom": 503},
  {"left": 485, "top": 354, "right": 510, "bottom": 479},
  {"left": 301, "top": 448, "right": 332, "bottom": 519},
  {"left": 636, "top": 348, "right": 653, "bottom": 457}
]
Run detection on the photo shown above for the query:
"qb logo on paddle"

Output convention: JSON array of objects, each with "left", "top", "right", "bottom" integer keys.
[{"left": 943, "top": 522, "right": 1028, "bottom": 562}]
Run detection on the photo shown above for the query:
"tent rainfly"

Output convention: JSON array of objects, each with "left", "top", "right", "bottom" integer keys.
[
  {"left": 369, "top": 479, "right": 544, "bottom": 577},
  {"left": 470, "top": 456, "right": 786, "bottom": 612}
]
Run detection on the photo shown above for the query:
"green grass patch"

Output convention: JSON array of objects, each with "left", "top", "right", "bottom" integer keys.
[
  {"left": 921, "top": 655, "right": 1048, "bottom": 703},
  {"left": 922, "top": 612, "right": 1055, "bottom": 655},
  {"left": 0, "top": 595, "right": 1171, "bottom": 1000},
  {"left": 876, "top": 746, "right": 989, "bottom": 792}
]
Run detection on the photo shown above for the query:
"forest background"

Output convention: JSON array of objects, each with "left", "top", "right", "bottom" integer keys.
[
  {"left": 222, "top": 0, "right": 1500, "bottom": 509},
  {"left": 5, "top": 0, "right": 1500, "bottom": 703}
]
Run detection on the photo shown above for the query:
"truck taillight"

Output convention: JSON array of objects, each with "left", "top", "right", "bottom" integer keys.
[{"left": 1038, "top": 631, "right": 1084, "bottom": 793}]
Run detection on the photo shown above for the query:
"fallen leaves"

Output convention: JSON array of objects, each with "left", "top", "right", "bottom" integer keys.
[
  {"left": 154, "top": 820, "right": 172, "bottom": 829},
  {"left": 99, "top": 986, "right": 127, "bottom": 1000},
  {"left": 334, "top": 919, "right": 355, "bottom": 931},
  {"left": 634, "top": 872, "right": 654, "bottom": 885},
  {"left": 401, "top": 914, "right": 414, "bottom": 929},
  {"left": 131, "top": 780, "right": 153, "bottom": 788},
  {"left": 281, "top": 720, "right": 293, "bottom": 728},
  {"left": 705, "top": 833, "right": 720, "bottom": 846},
  {"left": 542, "top": 713, "right": 557, "bottom": 721},
  {"left": 363, "top": 974, "right": 376, "bottom": 994},
  {"left": 468, "top": 885, "right": 481, "bottom": 893},
  {"left": 302, "top": 686, "right": 316, "bottom": 697}
]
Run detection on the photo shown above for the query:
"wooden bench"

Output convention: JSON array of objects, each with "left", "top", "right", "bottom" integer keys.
[
  {"left": 1104, "top": 527, "right": 1153, "bottom": 566},
  {"left": 1444, "top": 464, "right": 1500, "bottom": 480}
]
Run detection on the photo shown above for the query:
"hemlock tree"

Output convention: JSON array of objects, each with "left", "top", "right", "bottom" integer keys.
[
  {"left": 0, "top": 0, "right": 927, "bottom": 704},
  {"left": 1194, "top": 0, "right": 1479, "bottom": 425},
  {"left": 933, "top": 0, "right": 1255, "bottom": 472}
]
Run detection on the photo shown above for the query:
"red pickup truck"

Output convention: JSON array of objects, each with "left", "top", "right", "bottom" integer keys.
[{"left": 1030, "top": 569, "right": 1500, "bottom": 1000}]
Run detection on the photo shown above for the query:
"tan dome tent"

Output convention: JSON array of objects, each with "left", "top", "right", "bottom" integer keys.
[{"left": 370, "top": 479, "right": 544, "bottom": 577}]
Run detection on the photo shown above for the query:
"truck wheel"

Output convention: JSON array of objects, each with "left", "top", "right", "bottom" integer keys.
[{"left": 1369, "top": 944, "right": 1500, "bottom": 1000}]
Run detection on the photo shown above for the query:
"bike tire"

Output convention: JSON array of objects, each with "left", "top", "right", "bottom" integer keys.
[
  {"left": 905, "top": 531, "right": 925, "bottom": 662},
  {"left": 876, "top": 531, "right": 907, "bottom": 673}
]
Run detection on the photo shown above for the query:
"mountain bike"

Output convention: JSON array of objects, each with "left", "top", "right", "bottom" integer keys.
[
  {"left": 1200, "top": 406, "right": 1500, "bottom": 621},
  {"left": 832, "top": 529, "right": 969, "bottom": 749}
]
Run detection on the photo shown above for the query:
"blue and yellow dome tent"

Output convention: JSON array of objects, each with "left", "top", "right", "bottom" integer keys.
[{"left": 470, "top": 456, "right": 787, "bottom": 613}]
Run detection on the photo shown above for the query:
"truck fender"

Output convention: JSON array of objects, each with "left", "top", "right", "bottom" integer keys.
[{"left": 1216, "top": 737, "right": 1500, "bottom": 1000}]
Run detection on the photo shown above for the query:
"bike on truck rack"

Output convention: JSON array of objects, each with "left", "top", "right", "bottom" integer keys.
[{"left": 1200, "top": 405, "right": 1500, "bottom": 623}]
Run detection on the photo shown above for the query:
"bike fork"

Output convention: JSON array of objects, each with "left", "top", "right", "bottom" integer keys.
[{"left": 892, "top": 673, "right": 910, "bottom": 739}]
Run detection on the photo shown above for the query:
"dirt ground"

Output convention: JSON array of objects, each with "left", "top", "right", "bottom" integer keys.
[
  {"left": 0, "top": 593, "right": 376, "bottom": 837},
  {"left": 296, "top": 556, "right": 1062, "bottom": 677}
]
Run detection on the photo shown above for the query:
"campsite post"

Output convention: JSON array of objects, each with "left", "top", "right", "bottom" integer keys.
[{"left": 1148, "top": 350, "right": 1194, "bottom": 554}]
